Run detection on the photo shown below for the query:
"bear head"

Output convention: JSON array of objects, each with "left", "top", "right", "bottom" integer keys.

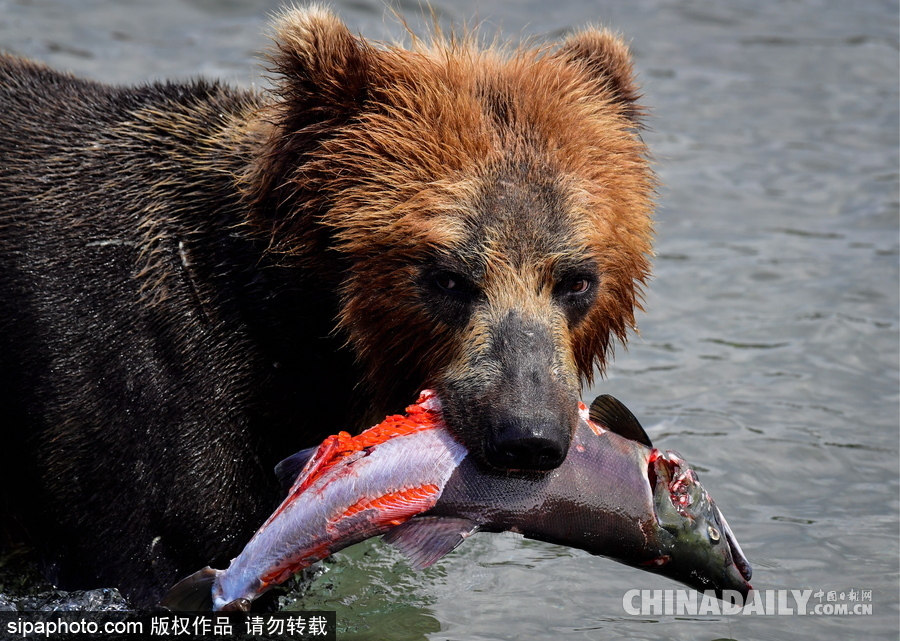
[{"left": 244, "top": 6, "right": 655, "bottom": 472}]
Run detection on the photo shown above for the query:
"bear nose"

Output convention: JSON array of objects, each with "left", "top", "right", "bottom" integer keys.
[{"left": 486, "top": 415, "right": 568, "bottom": 471}]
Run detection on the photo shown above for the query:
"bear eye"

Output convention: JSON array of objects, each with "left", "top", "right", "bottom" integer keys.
[
  {"left": 554, "top": 270, "right": 598, "bottom": 324},
  {"left": 422, "top": 268, "right": 478, "bottom": 327},
  {"left": 568, "top": 277, "right": 592, "bottom": 295},
  {"left": 433, "top": 270, "right": 474, "bottom": 297},
  {"left": 558, "top": 274, "right": 594, "bottom": 298},
  {"left": 435, "top": 272, "right": 459, "bottom": 292}
]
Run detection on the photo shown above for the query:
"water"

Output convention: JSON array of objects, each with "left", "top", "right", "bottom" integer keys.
[{"left": 1, "top": 0, "right": 897, "bottom": 639}]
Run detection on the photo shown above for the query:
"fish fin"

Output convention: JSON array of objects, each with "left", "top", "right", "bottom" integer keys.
[
  {"left": 220, "top": 598, "right": 252, "bottom": 612},
  {"left": 274, "top": 447, "right": 318, "bottom": 494},
  {"left": 589, "top": 395, "right": 653, "bottom": 447},
  {"left": 160, "top": 567, "right": 219, "bottom": 611},
  {"left": 383, "top": 516, "right": 479, "bottom": 570}
]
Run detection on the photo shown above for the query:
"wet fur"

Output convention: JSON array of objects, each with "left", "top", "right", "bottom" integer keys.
[{"left": 0, "top": 6, "right": 653, "bottom": 607}]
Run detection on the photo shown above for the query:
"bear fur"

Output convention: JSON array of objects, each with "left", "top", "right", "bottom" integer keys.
[{"left": 0, "top": 7, "right": 654, "bottom": 608}]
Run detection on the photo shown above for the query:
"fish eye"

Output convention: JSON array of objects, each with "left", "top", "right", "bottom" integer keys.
[{"left": 708, "top": 524, "right": 721, "bottom": 543}]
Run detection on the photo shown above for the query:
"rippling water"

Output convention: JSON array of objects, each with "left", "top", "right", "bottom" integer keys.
[{"left": 1, "top": 0, "right": 897, "bottom": 639}]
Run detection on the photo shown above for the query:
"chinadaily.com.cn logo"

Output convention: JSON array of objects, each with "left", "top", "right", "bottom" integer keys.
[{"left": 622, "top": 588, "right": 874, "bottom": 616}]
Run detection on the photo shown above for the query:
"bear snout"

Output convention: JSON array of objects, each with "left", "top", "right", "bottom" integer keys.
[
  {"left": 484, "top": 411, "right": 571, "bottom": 471},
  {"left": 439, "top": 309, "right": 581, "bottom": 472}
]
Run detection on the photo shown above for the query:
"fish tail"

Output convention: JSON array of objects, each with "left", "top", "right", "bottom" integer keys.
[{"left": 160, "top": 566, "right": 220, "bottom": 611}]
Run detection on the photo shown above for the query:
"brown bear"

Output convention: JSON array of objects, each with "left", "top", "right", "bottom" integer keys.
[{"left": 0, "top": 7, "right": 654, "bottom": 608}]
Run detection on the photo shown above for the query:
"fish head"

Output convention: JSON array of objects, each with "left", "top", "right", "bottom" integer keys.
[{"left": 645, "top": 449, "right": 752, "bottom": 598}]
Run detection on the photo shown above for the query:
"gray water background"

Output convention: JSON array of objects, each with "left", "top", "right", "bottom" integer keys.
[{"left": 0, "top": 0, "right": 897, "bottom": 639}]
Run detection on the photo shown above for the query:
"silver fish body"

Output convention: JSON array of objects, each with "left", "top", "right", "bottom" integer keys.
[
  {"left": 214, "top": 425, "right": 466, "bottom": 610},
  {"left": 393, "top": 412, "right": 752, "bottom": 598}
]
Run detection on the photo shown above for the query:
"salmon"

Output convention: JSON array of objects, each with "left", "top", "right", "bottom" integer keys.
[{"left": 162, "top": 391, "right": 751, "bottom": 611}]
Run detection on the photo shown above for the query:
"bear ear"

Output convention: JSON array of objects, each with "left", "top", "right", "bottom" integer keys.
[
  {"left": 552, "top": 28, "right": 644, "bottom": 124},
  {"left": 244, "top": 8, "right": 378, "bottom": 222},
  {"left": 268, "top": 6, "right": 374, "bottom": 119}
]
